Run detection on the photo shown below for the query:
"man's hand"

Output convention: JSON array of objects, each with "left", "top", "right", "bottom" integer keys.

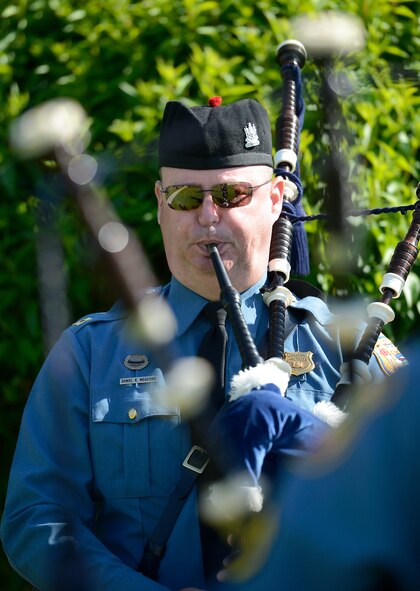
[{"left": 215, "top": 533, "right": 240, "bottom": 583}]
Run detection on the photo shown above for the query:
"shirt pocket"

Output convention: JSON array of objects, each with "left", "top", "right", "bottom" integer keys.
[
  {"left": 90, "top": 387, "right": 181, "bottom": 499},
  {"left": 286, "top": 374, "right": 336, "bottom": 413}
]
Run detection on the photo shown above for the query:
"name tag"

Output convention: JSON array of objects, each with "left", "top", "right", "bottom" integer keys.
[{"left": 119, "top": 376, "right": 158, "bottom": 385}]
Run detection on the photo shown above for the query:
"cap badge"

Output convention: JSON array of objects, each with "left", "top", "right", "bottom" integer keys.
[{"left": 244, "top": 122, "right": 260, "bottom": 148}]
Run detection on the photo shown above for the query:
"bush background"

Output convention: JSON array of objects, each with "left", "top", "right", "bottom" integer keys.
[{"left": 1, "top": 0, "right": 418, "bottom": 588}]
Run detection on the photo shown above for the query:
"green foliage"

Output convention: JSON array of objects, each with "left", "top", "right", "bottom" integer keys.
[{"left": 0, "top": 0, "right": 419, "bottom": 586}]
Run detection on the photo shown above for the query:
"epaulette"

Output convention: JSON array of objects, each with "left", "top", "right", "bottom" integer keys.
[
  {"left": 70, "top": 306, "right": 127, "bottom": 332},
  {"left": 72, "top": 316, "right": 95, "bottom": 327},
  {"left": 70, "top": 288, "right": 164, "bottom": 332},
  {"left": 285, "top": 279, "right": 328, "bottom": 303}
]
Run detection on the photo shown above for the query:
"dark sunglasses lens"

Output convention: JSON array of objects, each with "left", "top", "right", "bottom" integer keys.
[
  {"left": 165, "top": 183, "right": 254, "bottom": 210},
  {"left": 166, "top": 186, "right": 203, "bottom": 210},
  {"left": 212, "top": 184, "right": 253, "bottom": 208}
]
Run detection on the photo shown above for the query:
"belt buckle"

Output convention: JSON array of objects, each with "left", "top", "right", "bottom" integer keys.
[{"left": 182, "top": 445, "right": 210, "bottom": 474}]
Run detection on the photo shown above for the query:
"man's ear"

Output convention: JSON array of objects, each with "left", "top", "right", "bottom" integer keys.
[
  {"left": 155, "top": 180, "right": 163, "bottom": 225},
  {"left": 270, "top": 176, "right": 284, "bottom": 215}
]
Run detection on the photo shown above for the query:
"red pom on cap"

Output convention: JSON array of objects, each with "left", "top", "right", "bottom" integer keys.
[{"left": 208, "top": 96, "right": 222, "bottom": 107}]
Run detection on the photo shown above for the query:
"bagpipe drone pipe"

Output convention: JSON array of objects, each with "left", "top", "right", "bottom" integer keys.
[{"left": 188, "top": 40, "right": 338, "bottom": 523}]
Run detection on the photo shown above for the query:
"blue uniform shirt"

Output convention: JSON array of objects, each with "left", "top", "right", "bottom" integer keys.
[{"left": 0, "top": 276, "right": 396, "bottom": 590}]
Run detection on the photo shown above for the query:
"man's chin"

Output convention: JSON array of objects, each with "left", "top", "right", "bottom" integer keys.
[{"left": 197, "top": 257, "right": 235, "bottom": 276}]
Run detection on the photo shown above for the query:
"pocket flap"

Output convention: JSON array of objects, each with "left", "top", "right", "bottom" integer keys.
[{"left": 92, "top": 388, "right": 179, "bottom": 423}]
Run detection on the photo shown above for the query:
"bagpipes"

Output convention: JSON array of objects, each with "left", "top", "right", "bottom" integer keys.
[{"left": 199, "top": 23, "right": 420, "bottom": 525}]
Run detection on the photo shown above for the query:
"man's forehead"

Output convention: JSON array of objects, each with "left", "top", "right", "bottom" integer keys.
[{"left": 160, "top": 165, "right": 273, "bottom": 182}]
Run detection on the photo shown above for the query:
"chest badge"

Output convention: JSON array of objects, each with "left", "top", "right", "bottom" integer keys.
[
  {"left": 284, "top": 351, "right": 315, "bottom": 376},
  {"left": 123, "top": 354, "right": 149, "bottom": 371}
]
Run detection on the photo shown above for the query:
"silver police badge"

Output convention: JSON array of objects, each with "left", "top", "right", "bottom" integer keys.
[{"left": 123, "top": 354, "right": 149, "bottom": 371}]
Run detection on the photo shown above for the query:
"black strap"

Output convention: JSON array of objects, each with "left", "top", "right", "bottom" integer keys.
[
  {"left": 137, "top": 445, "right": 210, "bottom": 578},
  {"left": 138, "top": 303, "right": 228, "bottom": 580}
]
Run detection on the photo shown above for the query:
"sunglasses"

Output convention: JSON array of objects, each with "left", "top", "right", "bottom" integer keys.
[{"left": 160, "top": 179, "right": 273, "bottom": 211}]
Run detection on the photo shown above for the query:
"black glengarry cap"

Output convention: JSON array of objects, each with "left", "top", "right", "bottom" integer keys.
[{"left": 158, "top": 98, "right": 273, "bottom": 170}]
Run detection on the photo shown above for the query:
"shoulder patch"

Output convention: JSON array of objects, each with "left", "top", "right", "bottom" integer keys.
[{"left": 372, "top": 334, "right": 409, "bottom": 376}]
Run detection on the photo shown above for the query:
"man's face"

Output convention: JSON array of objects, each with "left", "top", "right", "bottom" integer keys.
[{"left": 155, "top": 165, "right": 283, "bottom": 300}]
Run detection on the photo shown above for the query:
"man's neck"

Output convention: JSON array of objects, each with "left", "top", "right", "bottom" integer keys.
[{"left": 171, "top": 273, "right": 267, "bottom": 301}]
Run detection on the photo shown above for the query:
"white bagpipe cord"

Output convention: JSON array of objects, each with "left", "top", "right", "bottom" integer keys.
[
  {"left": 228, "top": 357, "right": 291, "bottom": 401},
  {"left": 228, "top": 347, "right": 347, "bottom": 427},
  {"left": 312, "top": 399, "right": 347, "bottom": 428}
]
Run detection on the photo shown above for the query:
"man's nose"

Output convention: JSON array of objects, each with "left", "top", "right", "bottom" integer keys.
[{"left": 197, "top": 193, "right": 219, "bottom": 226}]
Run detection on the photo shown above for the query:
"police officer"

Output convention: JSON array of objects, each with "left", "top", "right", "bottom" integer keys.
[{"left": 0, "top": 98, "right": 405, "bottom": 591}]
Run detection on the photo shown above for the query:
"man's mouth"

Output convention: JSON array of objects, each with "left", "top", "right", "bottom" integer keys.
[{"left": 195, "top": 240, "right": 225, "bottom": 255}]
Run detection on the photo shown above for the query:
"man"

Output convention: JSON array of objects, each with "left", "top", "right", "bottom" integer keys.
[{"left": 1, "top": 98, "right": 404, "bottom": 591}]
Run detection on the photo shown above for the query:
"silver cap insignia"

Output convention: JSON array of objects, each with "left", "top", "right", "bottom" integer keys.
[{"left": 244, "top": 122, "right": 260, "bottom": 148}]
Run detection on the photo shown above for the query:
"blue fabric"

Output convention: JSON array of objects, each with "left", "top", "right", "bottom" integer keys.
[
  {"left": 0, "top": 277, "right": 393, "bottom": 590},
  {"left": 210, "top": 384, "right": 331, "bottom": 487},
  {"left": 217, "top": 346, "right": 420, "bottom": 591}
]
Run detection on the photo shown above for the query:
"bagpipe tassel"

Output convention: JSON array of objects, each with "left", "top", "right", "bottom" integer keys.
[
  {"left": 312, "top": 400, "right": 347, "bottom": 428},
  {"left": 228, "top": 358, "right": 291, "bottom": 400}
]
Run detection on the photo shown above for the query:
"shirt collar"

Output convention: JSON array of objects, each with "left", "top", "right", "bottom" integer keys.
[
  {"left": 289, "top": 295, "right": 336, "bottom": 326},
  {"left": 164, "top": 276, "right": 335, "bottom": 336},
  {"left": 166, "top": 275, "right": 267, "bottom": 337}
]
